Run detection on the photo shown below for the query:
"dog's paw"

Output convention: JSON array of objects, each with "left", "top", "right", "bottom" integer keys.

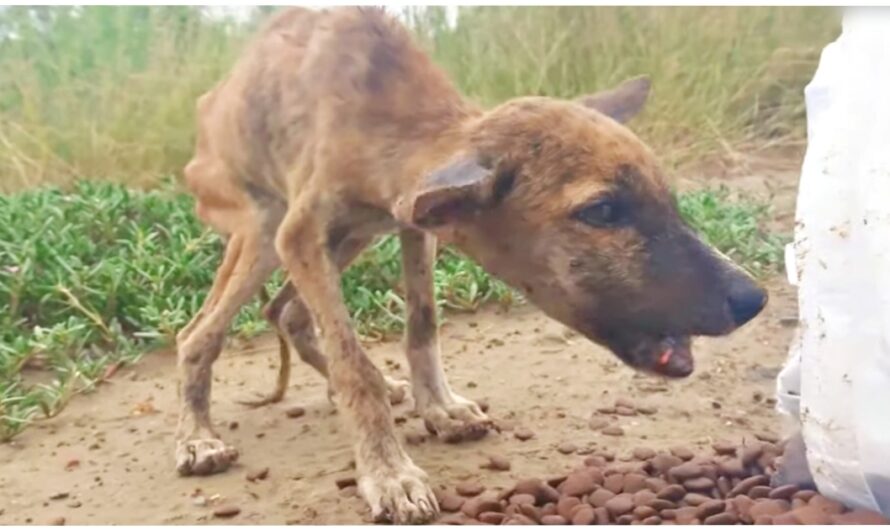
[
  {"left": 175, "top": 438, "right": 239, "bottom": 476},
  {"left": 327, "top": 376, "right": 410, "bottom": 408},
  {"left": 420, "top": 393, "right": 492, "bottom": 443},
  {"left": 384, "top": 376, "right": 411, "bottom": 406},
  {"left": 358, "top": 458, "right": 438, "bottom": 524}
]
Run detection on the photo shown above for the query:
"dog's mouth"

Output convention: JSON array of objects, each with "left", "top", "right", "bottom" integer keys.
[{"left": 616, "top": 334, "right": 694, "bottom": 378}]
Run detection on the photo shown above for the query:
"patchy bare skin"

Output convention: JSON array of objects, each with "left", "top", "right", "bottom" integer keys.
[{"left": 176, "top": 7, "right": 767, "bottom": 523}]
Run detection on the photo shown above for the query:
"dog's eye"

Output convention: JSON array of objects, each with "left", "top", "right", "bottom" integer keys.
[{"left": 572, "top": 199, "right": 627, "bottom": 228}]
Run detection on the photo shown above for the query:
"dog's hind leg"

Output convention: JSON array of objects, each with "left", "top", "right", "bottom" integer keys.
[
  {"left": 236, "top": 284, "right": 293, "bottom": 408},
  {"left": 245, "top": 237, "right": 409, "bottom": 407},
  {"left": 399, "top": 228, "right": 491, "bottom": 443},
  {"left": 174, "top": 223, "right": 279, "bottom": 476}
]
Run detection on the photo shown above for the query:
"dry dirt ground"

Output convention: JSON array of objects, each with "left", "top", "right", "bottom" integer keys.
[{"left": 0, "top": 152, "right": 803, "bottom": 525}]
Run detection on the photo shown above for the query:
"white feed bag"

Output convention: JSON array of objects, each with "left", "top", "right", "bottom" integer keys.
[{"left": 779, "top": 8, "right": 890, "bottom": 515}]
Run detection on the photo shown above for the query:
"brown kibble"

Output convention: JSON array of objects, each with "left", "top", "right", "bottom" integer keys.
[
  {"left": 479, "top": 511, "right": 507, "bottom": 525},
  {"left": 632, "top": 447, "right": 656, "bottom": 460},
  {"left": 623, "top": 473, "right": 648, "bottom": 494},
  {"left": 730, "top": 495, "right": 755, "bottom": 524},
  {"left": 589, "top": 488, "right": 616, "bottom": 507},
  {"left": 572, "top": 506, "right": 596, "bottom": 525},
  {"left": 808, "top": 494, "right": 844, "bottom": 515},
  {"left": 831, "top": 509, "right": 890, "bottom": 525},
  {"left": 704, "top": 512, "right": 738, "bottom": 525},
  {"left": 716, "top": 476, "right": 732, "bottom": 497},
  {"left": 728, "top": 474, "right": 768, "bottom": 497},
  {"left": 541, "top": 514, "right": 567, "bottom": 525},
  {"left": 539, "top": 484, "right": 561, "bottom": 505},
  {"left": 642, "top": 515, "right": 662, "bottom": 525},
  {"left": 647, "top": 498, "right": 675, "bottom": 511},
  {"left": 546, "top": 474, "right": 569, "bottom": 488},
  {"left": 650, "top": 453, "right": 683, "bottom": 473},
  {"left": 669, "top": 446, "right": 694, "bottom": 461},
  {"left": 683, "top": 477, "right": 714, "bottom": 491},
  {"left": 695, "top": 500, "right": 726, "bottom": 519},
  {"left": 712, "top": 440, "right": 736, "bottom": 456},
  {"left": 792, "top": 489, "right": 817, "bottom": 502},
  {"left": 483, "top": 455, "right": 511, "bottom": 471},
  {"left": 657, "top": 484, "right": 686, "bottom": 502},
  {"left": 634, "top": 506, "right": 657, "bottom": 518},
  {"left": 604, "top": 493, "right": 634, "bottom": 517},
  {"left": 617, "top": 514, "right": 635, "bottom": 524},
  {"left": 602, "top": 426, "right": 625, "bottom": 436},
  {"left": 557, "top": 442, "right": 578, "bottom": 455},
  {"left": 515, "top": 478, "right": 544, "bottom": 499},
  {"left": 633, "top": 489, "right": 657, "bottom": 506},
  {"left": 439, "top": 492, "right": 466, "bottom": 512},
  {"left": 683, "top": 492, "right": 711, "bottom": 506},
  {"left": 594, "top": 506, "right": 611, "bottom": 524},
  {"left": 749, "top": 499, "right": 791, "bottom": 520},
  {"left": 748, "top": 485, "right": 771, "bottom": 499},
  {"left": 514, "top": 428, "right": 535, "bottom": 441},
  {"left": 615, "top": 406, "right": 637, "bottom": 416},
  {"left": 636, "top": 404, "right": 657, "bottom": 415},
  {"left": 773, "top": 512, "right": 801, "bottom": 525},
  {"left": 339, "top": 485, "right": 358, "bottom": 498},
  {"left": 604, "top": 473, "right": 624, "bottom": 494},
  {"left": 615, "top": 397, "right": 636, "bottom": 409},
  {"left": 674, "top": 507, "right": 699, "bottom": 525},
  {"left": 246, "top": 467, "right": 269, "bottom": 482},
  {"left": 456, "top": 481, "right": 485, "bottom": 497},
  {"left": 509, "top": 493, "right": 537, "bottom": 506},
  {"left": 584, "top": 455, "right": 608, "bottom": 467},
  {"left": 645, "top": 477, "right": 669, "bottom": 492},
  {"left": 557, "top": 497, "right": 581, "bottom": 519},
  {"left": 285, "top": 406, "right": 306, "bottom": 418},
  {"left": 49, "top": 492, "right": 70, "bottom": 501},
  {"left": 740, "top": 443, "right": 763, "bottom": 466},
  {"left": 478, "top": 399, "right": 490, "bottom": 413},
  {"left": 49, "top": 517, "right": 65, "bottom": 526},
  {"left": 462, "top": 495, "right": 503, "bottom": 518},
  {"left": 561, "top": 471, "right": 597, "bottom": 497},
  {"left": 213, "top": 505, "right": 241, "bottom": 518},
  {"left": 596, "top": 406, "right": 616, "bottom": 414},
  {"left": 669, "top": 462, "right": 703, "bottom": 481},
  {"left": 335, "top": 476, "right": 357, "bottom": 489},
  {"left": 715, "top": 458, "right": 746, "bottom": 477},
  {"left": 755, "top": 431, "right": 779, "bottom": 444},
  {"left": 791, "top": 505, "right": 832, "bottom": 525}
]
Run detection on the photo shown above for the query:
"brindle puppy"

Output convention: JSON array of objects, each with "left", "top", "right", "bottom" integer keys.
[{"left": 175, "top": 7, "right": 767, "bottom": 523}]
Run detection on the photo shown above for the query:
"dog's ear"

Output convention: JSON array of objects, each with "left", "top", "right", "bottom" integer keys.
[
  {"left": 394, "top": 153, "right": 516, "bottom": 228},
  {"left": 576, "top": 75, "right": 651, "bottom": 123}
]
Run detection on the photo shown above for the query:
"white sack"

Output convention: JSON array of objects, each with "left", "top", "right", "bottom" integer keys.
[{"left": 778, "top": 7, "right": 890, "bottom": 515}]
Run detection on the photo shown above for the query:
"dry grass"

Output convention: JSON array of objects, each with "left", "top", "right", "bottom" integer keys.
[{"left": 0, "top": 7, "right": 838, "bottom": 193}]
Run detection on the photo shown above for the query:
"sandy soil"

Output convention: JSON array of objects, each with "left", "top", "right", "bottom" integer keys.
[{"left": 0, "top": 154, "right": 803, "bottom": 525}]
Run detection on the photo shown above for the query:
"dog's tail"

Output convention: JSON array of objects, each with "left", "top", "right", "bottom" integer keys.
[{"left": 238, "top": 285, "right": 292, "bottom": 408}]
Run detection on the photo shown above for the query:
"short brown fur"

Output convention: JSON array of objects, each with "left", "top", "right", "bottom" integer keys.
[{"left": 174, "top": 7, "right": 766, "bottom": 524}]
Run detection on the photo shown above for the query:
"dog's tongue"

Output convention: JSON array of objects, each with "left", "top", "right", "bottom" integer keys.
[{"left": 652, "top": 337, "right": 694, "bottom": 378}]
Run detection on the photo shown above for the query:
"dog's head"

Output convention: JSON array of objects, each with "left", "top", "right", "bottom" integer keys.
[{"left": 395, "top": 76, "right": 767, "bottom": 378}]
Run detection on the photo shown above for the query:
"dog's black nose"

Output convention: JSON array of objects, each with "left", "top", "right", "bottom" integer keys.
[{"left": 727, "top": 283, "right": 768, "bottom": 326}]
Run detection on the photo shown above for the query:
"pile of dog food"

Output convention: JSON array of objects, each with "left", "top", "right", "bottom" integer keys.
[{"left": 433, "top": 436, "right": 889, "bottom": 525}]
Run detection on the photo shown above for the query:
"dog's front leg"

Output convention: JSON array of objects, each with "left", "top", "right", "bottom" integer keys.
[
  {"left": 276, "top": 206, "right": 438, "bottom": 524},
  {"left": 400, "top": 228, "right": 492, "bottom": 443}
]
